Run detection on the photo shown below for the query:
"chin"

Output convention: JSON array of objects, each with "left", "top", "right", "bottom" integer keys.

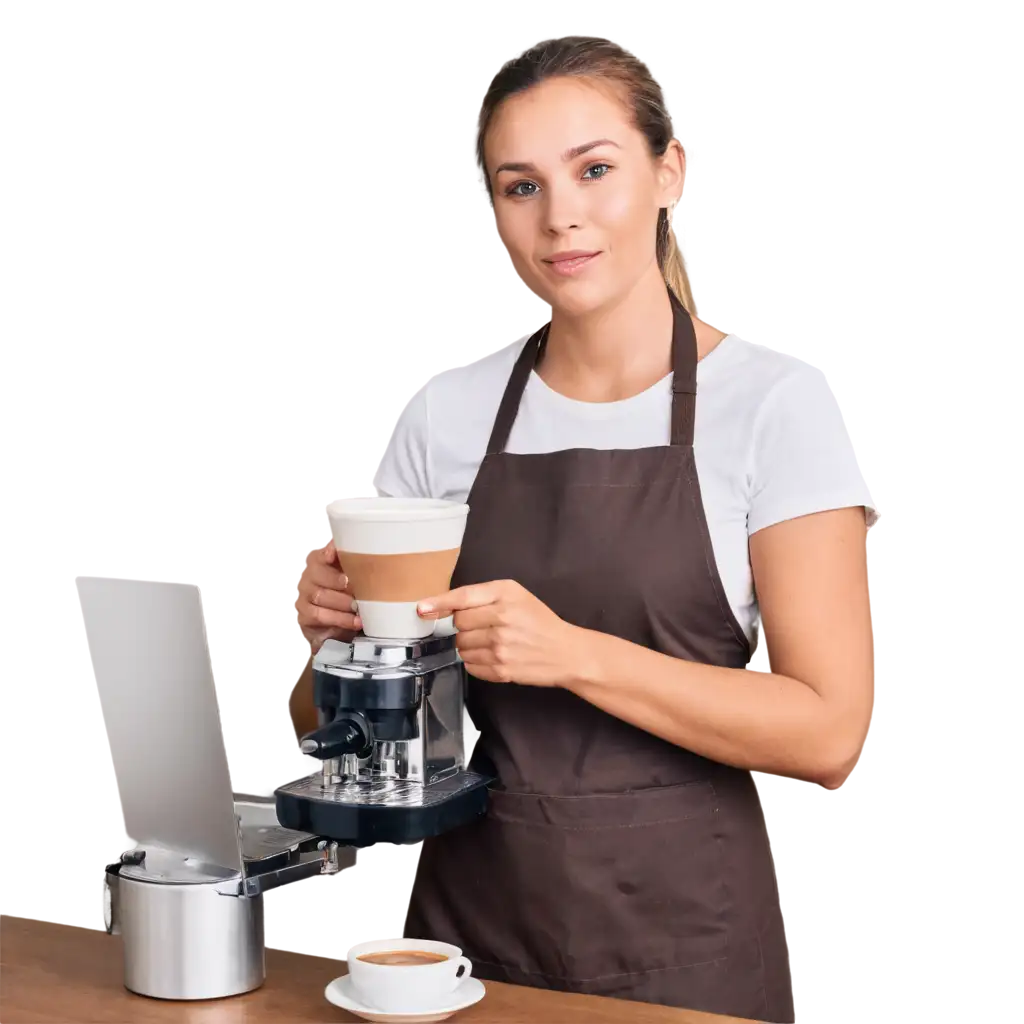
[{"left": 528, "top": 276, "right": 612, "bottom": 318}]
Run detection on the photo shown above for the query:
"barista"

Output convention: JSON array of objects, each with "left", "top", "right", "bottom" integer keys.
[{"left": 289, "top": 35, "right": 877, "bottom": 1024}]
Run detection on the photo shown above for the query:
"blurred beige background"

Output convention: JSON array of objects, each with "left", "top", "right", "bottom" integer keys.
[{"left": 2, "top": 9, "right": 1024, "bottom": 999}]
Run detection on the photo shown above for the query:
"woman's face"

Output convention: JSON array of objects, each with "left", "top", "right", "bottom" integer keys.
[{"left": 484, "top": 76, "right": 683, "bottom": 315}]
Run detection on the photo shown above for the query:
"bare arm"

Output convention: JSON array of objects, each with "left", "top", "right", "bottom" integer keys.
[
  {"left": 568, "top": 507, "right": 874, "bottom": 788},
  {"left": 288, "top": 656, "right": 317, "bottom": 742}
]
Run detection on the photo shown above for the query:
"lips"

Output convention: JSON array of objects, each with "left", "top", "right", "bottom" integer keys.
[{"left": 542, "top": 251, "right": 602, "bottom": 276}]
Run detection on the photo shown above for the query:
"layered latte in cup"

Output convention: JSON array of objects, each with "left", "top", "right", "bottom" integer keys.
[{"left": 326, "top": 498, "right": 469, "bottom": 640}]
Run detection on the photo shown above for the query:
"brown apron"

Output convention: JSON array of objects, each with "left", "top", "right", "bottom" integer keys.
[{"left": 404, "top": 288, "right": 795, "bottom": 1022}]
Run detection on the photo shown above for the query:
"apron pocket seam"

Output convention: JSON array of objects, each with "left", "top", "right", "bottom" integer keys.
[
  {"left": 487, "top": 812, "right": 706, "bottom": 830},
  {"left": 469, "top": 953, "right": 731, "bottom": 983}
]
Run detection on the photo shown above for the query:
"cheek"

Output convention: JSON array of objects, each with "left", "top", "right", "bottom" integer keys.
[
  {"left": 496, "top": 215, "right": 534, "bottom": 273},
  {"left": 594, "top": 186, "right": 653, "bottom": 257},
  {"left": 596, "top": 183, "right": 637, "bottom": 223}
]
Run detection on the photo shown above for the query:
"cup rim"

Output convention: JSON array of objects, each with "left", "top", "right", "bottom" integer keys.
[
  {"left": 347, "top": 937, "right": 463, "bottom": 967},
  {"left": 327, "top": 498, "right": 469, "bottom": 523}
]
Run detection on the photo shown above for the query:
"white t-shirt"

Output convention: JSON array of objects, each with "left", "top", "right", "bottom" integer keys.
[{"left": 373, "top": 332, "right": 878, "bottom": 653}]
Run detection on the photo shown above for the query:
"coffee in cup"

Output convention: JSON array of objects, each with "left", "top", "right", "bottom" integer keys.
[
  {"left": 357, "top": 949, "right": 448, "bottom": 966},
  {"left": 326, "top": 497, "right": 469, "bottom": 640},
  {"left": 346, "top": 938, "right": 472, "bottom": 1012}
]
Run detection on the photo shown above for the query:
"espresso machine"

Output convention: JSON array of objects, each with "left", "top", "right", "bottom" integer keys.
[{"left": 275, "top": 633, "right": 492, "bottom": 846}]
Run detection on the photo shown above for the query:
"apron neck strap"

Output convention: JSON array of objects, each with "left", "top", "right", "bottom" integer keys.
[
  {"left": 668, "top": 287, "right": 698, "bottom": 448},
  {"left": 485, "top": 288, "right": 698, "bottom": 456},
  {"left": 486, "top": 322, "right": 549, "bottom": 456}
]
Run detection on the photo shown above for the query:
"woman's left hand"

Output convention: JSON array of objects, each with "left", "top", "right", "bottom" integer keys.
[{"left": 417, "top": 580, "right": 585, "bottom": 687}]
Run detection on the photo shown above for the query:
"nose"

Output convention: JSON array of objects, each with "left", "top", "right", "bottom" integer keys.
[{"left": 540, "top": 178, "right": 587, "bottom": 235}]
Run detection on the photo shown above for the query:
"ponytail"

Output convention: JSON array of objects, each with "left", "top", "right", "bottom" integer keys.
[{"left": 656, "top": 207, "right": 697, "bottom": 316}]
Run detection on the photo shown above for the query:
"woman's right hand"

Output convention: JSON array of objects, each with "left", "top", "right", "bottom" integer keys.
[{"left": 296, "top": 540, "right": 362, "bottom": 652}]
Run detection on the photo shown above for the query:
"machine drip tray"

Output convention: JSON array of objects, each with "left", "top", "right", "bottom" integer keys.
[{"left": 274, "top": 771, "right": 492, "bottom": 846}]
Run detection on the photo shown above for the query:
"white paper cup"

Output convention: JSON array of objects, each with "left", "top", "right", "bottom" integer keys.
[
  {"left": 346, "top": 938, "right": 472, "bottom": 1012},
  {"left": 327, "top": 497, "right": 469, "bottom": 553},
  {"left": 351, "top": 600, "right": 456, "bottom": 641},
  {"left": 327, "top": 498, "right": 468, "bottom": 641}
]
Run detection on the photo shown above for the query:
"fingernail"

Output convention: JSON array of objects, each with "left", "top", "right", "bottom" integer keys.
[{"left": 418, "top": 602, "right": 434, "bottom": 614}]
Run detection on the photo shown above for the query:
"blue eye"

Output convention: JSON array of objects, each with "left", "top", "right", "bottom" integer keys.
[{"left": 501, "top": 161, "right": 606, "bottom": 197}]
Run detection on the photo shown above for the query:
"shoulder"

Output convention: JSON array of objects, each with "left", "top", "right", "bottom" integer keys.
[
  {"left": 374, "top": 333, "right": 531, "bottom": 501},
  {"left": 711, "top": 338, "right": 877, "bottom": 531},
  {"left": 419, "top": 334, "right": 529, "bottom": 412},
  {"left": 416, "top": 333, "right": 532, "bottom": 449},
  {"left": 697, "top": 335, "right": 841, "bottom": 464},
  {"left": 703, "top": 335, "right": 831, "bottom": 410},
  {"left": 731, "top": 340, "right": 848, "bottom": 447},
  {"left": 385, "top": 331, "right": 530, "bottom": 445}
]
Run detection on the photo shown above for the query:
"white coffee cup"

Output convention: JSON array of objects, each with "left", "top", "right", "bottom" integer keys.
[
  {"left": 346, "top": 938, "right": 473, "bottom": 1012},
  {"left": 327, "top": 498, "right": 469, "bottom": 640},
  {"left": 349, "top": 599, "right": 457, "bottom": 641}
]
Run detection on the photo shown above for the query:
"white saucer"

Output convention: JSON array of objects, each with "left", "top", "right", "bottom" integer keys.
[{"left": 325, "top": 973, "right": 486, "bottom": 1022}]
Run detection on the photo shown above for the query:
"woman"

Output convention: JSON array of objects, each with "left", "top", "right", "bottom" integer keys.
[{"left": 290, "top": 36, "right": 877, "bottom": 1023}]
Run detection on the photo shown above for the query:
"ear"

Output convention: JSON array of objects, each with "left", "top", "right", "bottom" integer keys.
[{"left": 655, "top": 139, "right": 686, "bottom": 210}]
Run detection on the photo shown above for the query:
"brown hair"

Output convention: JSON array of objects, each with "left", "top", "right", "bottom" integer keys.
[{"left": 475, "top": 36, "right": 697, "bottom": 315}]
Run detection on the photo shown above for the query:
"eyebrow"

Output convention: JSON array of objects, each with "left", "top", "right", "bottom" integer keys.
[{"left": 494, "top": 138, "right": 621, "bottom": 175}]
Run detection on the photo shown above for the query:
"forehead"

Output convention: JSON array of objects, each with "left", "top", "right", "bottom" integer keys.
[{"left": 485, "top": 76, "right": 637, "bottom": 166}]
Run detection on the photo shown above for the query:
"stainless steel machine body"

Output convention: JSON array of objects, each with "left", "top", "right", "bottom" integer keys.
[
  {"left": 101, "top": 797, "right": 354, "bottom": 1000},
  {"left": 275, "top": 636, "right": 492, "bottom": 845}
]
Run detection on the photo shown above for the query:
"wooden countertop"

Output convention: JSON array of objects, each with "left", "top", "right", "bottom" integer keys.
[{"left": 1, "top": 916, "right": 757, "bottom": 1023}]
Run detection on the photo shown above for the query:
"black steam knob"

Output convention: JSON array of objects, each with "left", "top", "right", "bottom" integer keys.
[{"left": 299, "top": 711, "right": 372, "bottom": 760}]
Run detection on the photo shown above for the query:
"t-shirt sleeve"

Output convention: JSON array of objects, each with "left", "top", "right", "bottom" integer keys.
[
  {"left": 747, "top": 365, "right": 879, "bottom": 536},
  {"left": 372, "top": 384, "right": 433, "bottom": 499}
]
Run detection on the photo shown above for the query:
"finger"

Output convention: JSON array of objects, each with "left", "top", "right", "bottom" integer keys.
[
  {"left": 454, "top": 625, "right": 501, "bottom": 652},
  {"left": 307, "top": 602, "right": 360, "bottom": 626},
  {"left": 418, "top": 583, "right": 501, "bottom": 618},
  {"left": 296, "top": 597, "right": 361, "bottom": 631},
  {"left": 453, "top": 605, "right": 502, "bottom": 633},
  {"left": 304, "top": 585, "right": 356, "bottom": 614},
  {"left": 306, "top": 562, "right": 350, "bottom": 593},
  {"left": 307, "top": 541, "right": 337, "bottom": 567},
  {"left": 460, "top": 656, "right": 503, "bottom": 683}
]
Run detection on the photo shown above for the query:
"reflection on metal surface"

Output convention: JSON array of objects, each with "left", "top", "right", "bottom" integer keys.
[{"left": 277, "top": 770, "right": 491, "bottom": 808}]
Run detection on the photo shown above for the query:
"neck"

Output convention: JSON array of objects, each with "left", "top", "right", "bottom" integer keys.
[{"left": 537, "top": 266, "right": 721, "bottom": 403}]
